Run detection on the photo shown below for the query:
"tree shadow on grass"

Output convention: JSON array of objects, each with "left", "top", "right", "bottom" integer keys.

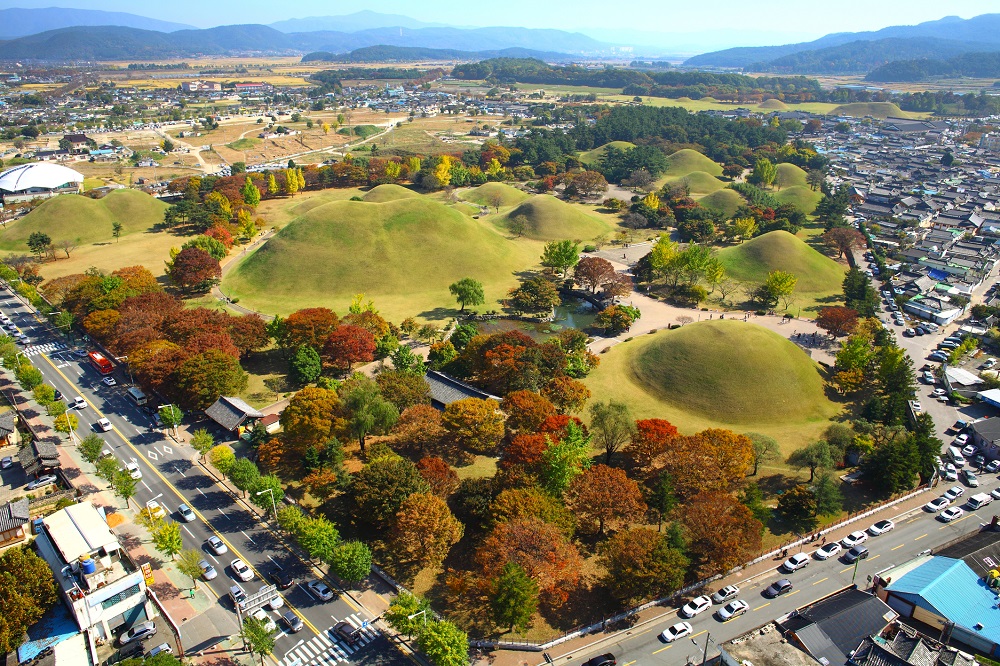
[{"left": 416, "top": 307, "right": 461, "bottom": 321}]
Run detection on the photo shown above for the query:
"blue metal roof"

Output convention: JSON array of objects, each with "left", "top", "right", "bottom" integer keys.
[
  {"left": 887, "top": 556, "right": 1000, "bottom": 644},
  {"left": 16, "top": 600, "right": 80, "bottom": 663}
]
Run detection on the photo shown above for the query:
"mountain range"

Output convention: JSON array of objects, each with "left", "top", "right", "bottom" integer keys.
[
  {"left": 685, "top": 13, "right": 1000, "bottom": 73},
  {"left": 0, "top": 7, "right": 194, "bottom": 38}
]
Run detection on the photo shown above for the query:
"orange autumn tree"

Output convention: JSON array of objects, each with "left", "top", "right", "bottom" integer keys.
[
  {"left": 283, "top": 307, "right": 340, "bottom": 349},
  {"left": 625, "top": 418, "right": 679, "bottom": 474},
  {"left": 500, "top": 390, "right": 556, "bottom": 433},
  {"left": 566, "top": 464, "right": 647, "bottom": 535},
  {"left": 680, "top": 491, "right": 763, "bottom": 575},
  {"left": 390, "top": 492, "right": 464, "bottom": 571}
]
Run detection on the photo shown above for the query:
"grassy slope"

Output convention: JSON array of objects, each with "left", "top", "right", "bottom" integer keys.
[
  {"left": 717, "top": 230, "right": 846, "bottom": 312},
  {"left": 773, "top": 163, "right": 822, "bottom": 213},
  {"left": 664, "top": 149, "right": 723, "bottom": 177},
  {"left": 665, "top": 171, "right": 725, "bottom": 194},
  {"left": 578, "top": 140, "right": 636, "bottom": 166},
  {"left": 758, "top": 99, "right": 789, "bottom": 110},
  {"left": 362, "top": 184, "right": 422, "bottom": 202},
  {"left": 495, "top": 195, "right": 612, "bottom": 241},
  {"left": 0, "top": 190, "right": 168, "bottom": 251},
  {"left": 224, "top": 196, "right": 538, "bottom": 322},
  {"left": 461, "top": 182, "right": 531, "bottom": 208},
  {"left": 255, "top": 187, "right": 366, "bottom": 229},
  {"left": 698, "top": 189, "right": 745, "bottom": 218},
  {"left": 584, "top": 321, "right": 841, "bottom": 453},
  {"left": 830, "top": 102, "right": 905, "bottom": 119}
]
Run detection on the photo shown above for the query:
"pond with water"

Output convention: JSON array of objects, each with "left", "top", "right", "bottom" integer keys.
[{"left": 474, "top": 298, "right": 598, "bottom": 341}]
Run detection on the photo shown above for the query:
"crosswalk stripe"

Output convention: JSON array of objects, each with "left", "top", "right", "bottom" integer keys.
[
  {"left": 308, "top": 638, "right": 326, "bottom": 654},
  {"left": 298, "top": 644, "right": 316, "bottom": 659},
  {"left": 315, "top": 631, "right": 332, "bottom": 648}
]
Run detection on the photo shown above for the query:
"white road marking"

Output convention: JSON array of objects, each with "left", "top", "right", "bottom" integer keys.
[
  {"left": 268, "top": 555, "right": 281, "bottom": 568},
  {"left": 241, "top": 530, "right": 255, "bottom": 543},
  {"left": 146, "top": 450, "right": 158, "bottom": 461},
  {"left": 197, "top": 488, "right": 206, "bottom": 496},
  {"left": 183, "top": 525, "right": 196, "bottom": 539},
  {"left": 142, "top": 481, "right": 152, "bottom": 492}
]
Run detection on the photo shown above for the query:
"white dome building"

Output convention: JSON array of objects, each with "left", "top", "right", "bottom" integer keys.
[{"left": 0, "top": 162, "right": 84, "bottom": 204}]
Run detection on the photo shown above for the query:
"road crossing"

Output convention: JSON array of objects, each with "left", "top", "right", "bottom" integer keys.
[
  {"left": 23, "top": 341, "right": 65, "bottom": 356},
  {"left": 283, "top": 614, "right": 379, "bottom": 666}
]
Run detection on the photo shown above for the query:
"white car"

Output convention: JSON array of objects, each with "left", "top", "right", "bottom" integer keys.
[
  {"left": 145, "top": 500, "right": 165, "bottom": 519},
  {"left": 661, "top": 622, "right": 693, "bottom": 643},
  {"left": 251, "top": 609, "right": 277, "bottom": 634},
  {"left": 72, "top": 396, "right": 86, "bottom": 409},
  {"left": 125, "top": 461, "right": 142, "bottom": 480},
  {"left": 680, "top": 595, "right": 712, "bottom": 618},
  {"left": 199, "top": 560, "right": 217, "bottom": 580},
  {"left": 841, "top": 531, "right": 868, "bottom": 548},
  {"left": 206, "top": 535, "right": 228, "bottom": 555},
  {"left": 962, "top": 444, "right": 977, "bottom": 457},
  {"left": 944, "top": 486, "right": 966, "bottom": 501},
  {"left": 940, "top": 507, "right": 964, "bottom": 522},
  {"left": 932, "top": 388, "right": 947, "bottom": 397},
  {"left": 97, "top": 418, "right": 112, "bottom": 432},
  {"left": 266, "top": 595, "right": 284, "bottom": 611},
  {"left": 814, "top": 543, "right": 842, "bottom": 560},
  {"left": 868, "top": 519, "right": 894, "bottom": 536},
  {"left": 782, "top": 553, "right": 810, "bottom": 572},
  {"left": 231, "top": 559, "right": 254, "bottom": 582},
  {"left": 102, "top": 377, "right": 117, "bottom": 386},
  {"left": 955, "top": 434, "right": 969, "bottom": 446},
  {"left": 306, "top": 580, "right": 334, "bottom": 601},
  {"left": 711, "top": 585, "right": 740, "bottom": 604},
  {"left": 925, "top": 497, "right": 951, "bottom": 512},
  {"left": 716, "top": 599, "right": 749, "bottom": 622}
]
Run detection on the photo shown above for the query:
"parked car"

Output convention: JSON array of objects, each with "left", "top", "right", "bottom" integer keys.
[
  {"left": 145, "top": 644, "right": 171, "bottom": 659},
  {"left": 177, "top": 504, "right": 195, "bottom": 522},
  {"left": 944, "top": 486, "right": 966, "bottom": 501},
  {"left": 929, "top": 352, "right": 948, "bottom": 362},
  {"left": 868, "top": 519, "right": 894, "bottom": 536},
  {"left": 230, "top": 559, "right": 254, "bottom": 582},
  {"left": 814, "top": 543, "right": 842, "bottom": 560},
  {"left": 26, "top": 474, "right": 57, "bottom": 490},
  {"left": 944, "top": 467, "right": 959, "bottom": 482},
  {"left": 841, "top": 531, "right": 868, "bottom": 548},
  {"left": 963, "top": 470, "right": 979, "bottom": 487},
  {"left": 844, "top": 546, "right": 869, "bottom": 563},
  {"left": 283, "top": 611, "right": 304, "bottom": 633},
  {"left": 956, "top": 432, "right": 970, "bottom": 444},
  {"left": 119, "top": 622, "right": 156, "bottom": 646},
  {"left": 922, "top": 371, "right": 935, "bottom": 383},
  {"left": 661, "top": 622, "right": 693, "bottom": 643},
  {"left": 987, "top": 460, "right": 1000, "bottom": 473},
  {"left": 306, "top": 580, "right": 334, "bottom": 601},
  {"left": 763, "top": 579, "right": 793, "bottom": 598},
  {"left": 940, "top": 507, "right": 964, "bottom": 522},
  {"left": 925, "top": 497, "right": 951, "bottom": 512},
  {"left": 206, "top": 536, "right": 228, "bottom": 555},
  {"left": 199, "top": 560, "right": 217, "bottom": 580},
  {"left": 711, "top": 585, "right": 740, "bottom": 604},
  {"left": 716, "top": 600, "right": 749, "bottom": 622},
  {"left": 125, "top": 462, "right": 142, "bottom": 480},
  {"left": 680, "top": 595, "right": 712, "bottom": 618},
  {"left": 251, "top": 609, "right": 277, "bottom": 634},
  {"left": 782, "top": 553, "right": 810, "bottom": 572}
]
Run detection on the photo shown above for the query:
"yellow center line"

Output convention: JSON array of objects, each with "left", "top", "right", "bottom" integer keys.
[
  {"left": 692, "top": 630, "right": 706, "bottom": 639},
  {"left": 812, "top": 577, "right": 828, "bottom": 585},
  {"left": 914, "top": 534, "right": 928, "bottom": 540},
  {"left": 869, "top": 554, "right": 881, "bottom": 560},
  {"left": 840, "top": 566, "right": 853, "bottom": 573},
  {"left": 787, "top": 589, "right": 801, "bottom": 596},
  {"left": 623, "top": 662, "right": 636, "bottom": 666},
  {"left": 652, "top": 646, "right": 673, "bottom": 654},
  {"left": 38, "top": 354, "right": 332, "bottom": 644},
  {"left": 891, "top": 544, "right": 904, "bottom": 551},
  {"left": 752, "top": 602, "right": 771, "bottom": 611}
]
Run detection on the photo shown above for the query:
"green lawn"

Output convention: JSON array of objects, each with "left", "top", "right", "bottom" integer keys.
[
  {"left": 578, "top": 141, "right": 636, "bottom": 166},
  {"left": 226, "top": 138, "right": 261, "bottom": 151},
  {"left": 494, "top": 194, "right": 613, "bottom": 241},
  {"left": 697, "top": 189, "right": 745, "bottom": 218},
  {"left": 460, "top": 182, "right": 531, "bottom": 209},
  {"left": 584, "top": 321, "right": 843, "bottom": 454}
]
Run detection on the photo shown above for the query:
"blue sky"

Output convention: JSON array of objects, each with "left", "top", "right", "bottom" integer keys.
[{"left": 0, "top": 0, "right": 991, "bottom": 37}]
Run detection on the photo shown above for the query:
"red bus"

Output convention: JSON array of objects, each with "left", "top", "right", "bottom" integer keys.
[{"left": 88, "top": 351, "right": 114, "bottom": 375}]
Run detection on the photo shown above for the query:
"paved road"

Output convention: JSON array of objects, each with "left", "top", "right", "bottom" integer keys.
[{"left": 1, "top": 290, "right": 405, "bottom": 666}]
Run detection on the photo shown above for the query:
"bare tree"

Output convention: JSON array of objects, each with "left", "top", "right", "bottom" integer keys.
[
  {"left": 717, "top": 278, "right": 740, "bottom": 303},
  {"left": 59, "top": 240, "right": 77, "bottom": 259},
  {"left": 488, "top": 192, "right": 503, "bottom": 213}
]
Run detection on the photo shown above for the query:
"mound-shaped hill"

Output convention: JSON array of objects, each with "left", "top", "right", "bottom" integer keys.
[
  {"left": 578, "top": 141, "right": 636, "bottom": 166},
  {"left": 776, "top": 185, "right": 822, "bottom": 214},
  {"left": 665, "top": 170, "right": 725, "bottom": 195},
  {"left": 664, "top": 149, "right": 723, "bottom": 178},
  {"left": 0, "top": 190, "right": 168, "bottom": 251},
  {"left": 718, "top": 230, "right": 846, "bottom": 309},
  {"left": 776, "top": 163, "right": 807, "bottom": 188},
  {"left": 698, "top": 189, "right": 745, "bottom": 218},
  {"left": 461, "top": 182, "right": 530, "bottom": 208},
  {"left": 630, "top": 321, "right": 833, "bottom": 425},
  {"left": 496, "top": 195, "right": 611, "bottom": 241},
  {"left": 224, "top": 196, "right": 536, "bottom": 319},
  {"left": 362, "top": 184, "right": 421, "bottom": 202},
  {"left": 830, "top": 102, "right": 904, "bottom": 119},
  {"left": 759, "top": 98, "right": 790, "bottom": 110}
]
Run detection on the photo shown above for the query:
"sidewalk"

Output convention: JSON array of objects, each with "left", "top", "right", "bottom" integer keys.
[{"left": 475, "top": 484, "right": 936, "bottom": 666}]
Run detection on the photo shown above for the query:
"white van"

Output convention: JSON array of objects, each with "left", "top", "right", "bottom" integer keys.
[
  {"left": 968, "top": 493, "right": 993, "bottom": 511},
  {"left": 948, "top": 446, "right": 965, "bottom": 465}
]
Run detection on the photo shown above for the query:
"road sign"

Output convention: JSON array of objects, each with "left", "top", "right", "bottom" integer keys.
[
  {"left": 361, "top": 620, "right": 368, "bottom": 629},
  {"left": 140, "top": 562, "right": 155, "bottom": 586},
  {"left": 239, "top": 583, "right": 278, "bottom": 614}
]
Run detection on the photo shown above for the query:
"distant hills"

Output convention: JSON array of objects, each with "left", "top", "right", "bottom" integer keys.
[
  {"left": 0, "top": 7, "right": 193, "bottom": 38},
  {"left": 867, "top": 52, "right": 1000, "bottom": 82},
  {"left": 303, "top": 45, "right": 581, "bottom": 64},
  {"left": 686, "top": 13, "right": 1000, "bottom": 74},
  {"left": 270, "top": 10, "right": 450, "bottom": 33}
]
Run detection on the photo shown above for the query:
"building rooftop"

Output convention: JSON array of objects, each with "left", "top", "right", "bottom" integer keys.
[
  {"left": 205, "top": 396, "right": 264, "bottom": 431},
  {"left": 425, "top": 371, "right": 499, "bottom": 408},
  {"left": 781, "top": 588, "right": 898, "bottom": 665},
  {"left": 43, "top": 503, "right": 118, "bottom": 564}
]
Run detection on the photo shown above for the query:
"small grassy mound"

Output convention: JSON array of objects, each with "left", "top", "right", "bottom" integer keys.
[
  {"left": 629, "top": 321, "right": 833, "bottom": 425},
  {"left": 461, "top": 182, "right": 530, "bottom": 208},
  {"left": 578, "top": 141, "right": 636, "bottom": 165},
  {"left": 496, "top": 195, "right": 612, "bottom": 241},
  {"left": 776, "top": 163, "right": 808, "bottom": 188},
  {"left": 338, "top": 125, "right": 381, "bottom": 139},
  {"left": 666, "top": 170, "right": 725, "bottom": 194},
  {"left": 830, "top": 102, "right": 904, "bottom": 119},
  {"left": 224, "top": 196, "right": 537, "bottom": 320},
  {"left": 759, "top": 98, "right": 789, "bottom": 110},
  {"left": 663, "top": 149, "right": 723, "bottom": 178},
  {"left": 226, "top": 138, "right": 260, "bottom": 151},
  {"left": 698, "top": 189, "right": 745, "bottom": 218},
  {"left": 0, "top": 190, "right": 168, "bottom": 251},
  {"left": 717, "top": 230, "right": 846, "bottom": 310},
  {"left": 776, "top": 185, "right": 822, "bottom": 214},
  {"left": 362, "top": 184, "right": 421, "bottom": 202}
]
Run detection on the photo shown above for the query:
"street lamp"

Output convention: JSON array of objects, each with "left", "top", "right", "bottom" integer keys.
[
  {"left": 115, "top": 355, "right": 135, "bottom": 386},
  {"left": 691, "top": 632, "right": 714, "bottom": 666},
  {"left": 256, "top": 488, "right": 278, "bottom": 522},
  {"left": 407, "top": 609, "right": 428, "bottom": 628}
]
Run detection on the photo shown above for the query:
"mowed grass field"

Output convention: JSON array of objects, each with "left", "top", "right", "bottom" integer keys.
[
  {"left": 584, "top": 321, "right": 843, "bottom": 453},
  {"left": 224, "top": 195, "right": 541, "bottom": 322},
  {"left": 0, "top": 190, "right": 168, "bottom": 251},
  {"left": 717, "top": 230, "right": 847, "bottom": 312},
  {"left": 495, "top": 194, "right": 613, "bottom": 241}
]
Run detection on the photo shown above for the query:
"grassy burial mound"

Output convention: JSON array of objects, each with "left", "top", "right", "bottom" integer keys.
[
  {"left": 663, "top": 149, "right": 724, "bottom": 178},
  {"left": 830, "top": 102, "right": 904, "bottom": 119},
  {"left": 664, "top": 170, "right": 725, "bottom": 195},
  {"left": 775, "top": 163, "right": 807, "bottom": 188},
  {"left": 717, "top": 230, "right": 846, "bottom": 310},
  {"left": 224, "top": 196, "right": 536, "bottom": 321},
  {"left": 361, "top": 184, "right": 422, "bottom": 202},
  {"left": 461, "top": 182, "right": 531, "bottom": 209},
  {"left": 0, "top": 190, "right": 168, "bottom": 251},
  {"left": 758, "top": 98, "right": 790, "bottom": 110},
  {"left": 630, "top": 321, "right": 834, "bottom": 426},
  {"left": 578, "top": 140, "right": 636, "bottom": 166},
  {"left": 773, "top": 163, "right": 822, "bottom": 213},
  {"left": 496, "top": 195, "right": 612, "bottom": 241},
  {"left": 698, "top": 189, "right": 745, "bottom": 218}
]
